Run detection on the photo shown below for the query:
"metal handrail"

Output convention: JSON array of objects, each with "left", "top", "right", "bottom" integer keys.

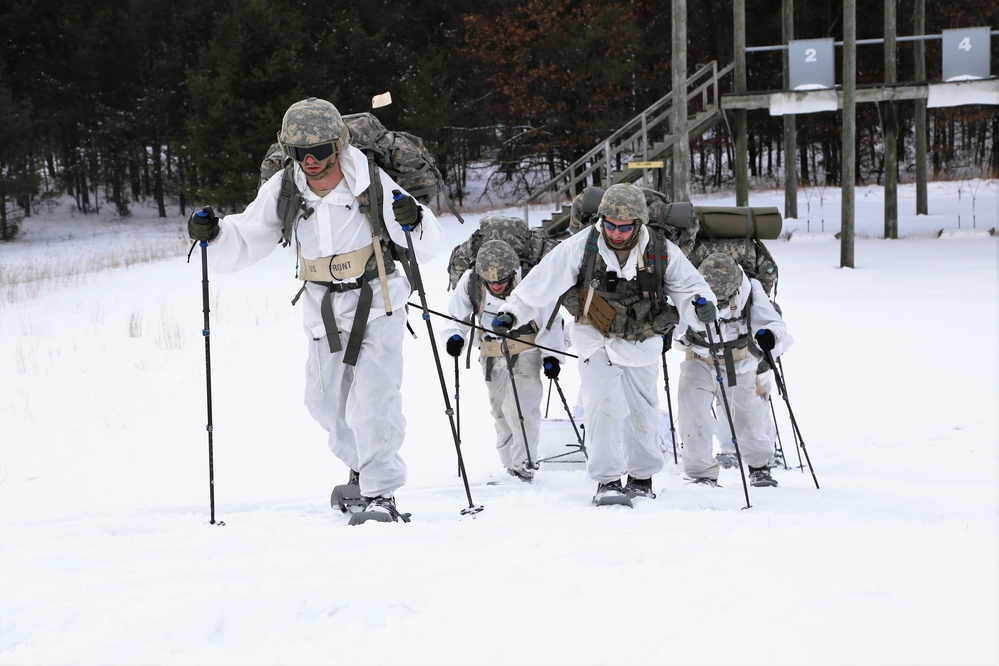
[{"left": 522, "top": 60, "right": 734, "bottom": 225}]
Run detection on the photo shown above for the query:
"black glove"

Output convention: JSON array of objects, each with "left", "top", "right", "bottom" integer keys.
[
  {"left": 662, "top": 334, "right": 673, "bottom": 353},
  {"left": 391, "top": 190, "right": 422, "bottom": 230},
  {"left": 492, "top": 312, "right": 516, "bottom": 336},
  {"left": 755, "top": 329, "right": 776, "bottom": 352},
  {"left": 694, "top": 297, "right": 717, "bottom": 324},
  {"left": 543, "top": 357, "right": 560, "bottom": 379},
  {"left": 188, "top": 206, "right": 219, "bottom": 241},
  {"left": 446, "top": 335, "right": 464, "bottom": 358}
]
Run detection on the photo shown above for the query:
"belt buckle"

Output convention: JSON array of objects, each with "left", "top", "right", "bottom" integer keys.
[{"left": 331, "top": 279, "right": 359, "bottom": 292}]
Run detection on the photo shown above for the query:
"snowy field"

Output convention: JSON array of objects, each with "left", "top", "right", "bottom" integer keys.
[{"left": 1, "top": 180, "right": 997, "bottom": 666}]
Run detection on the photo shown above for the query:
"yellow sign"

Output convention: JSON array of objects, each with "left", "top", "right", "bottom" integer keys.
[{"left": 628, "top": 161, "right": 664, "bottom": 169}]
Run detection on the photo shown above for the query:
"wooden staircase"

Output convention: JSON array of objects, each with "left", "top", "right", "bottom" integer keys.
[{"left": 522, "top": 61, "right": 734, "bottom": 235}]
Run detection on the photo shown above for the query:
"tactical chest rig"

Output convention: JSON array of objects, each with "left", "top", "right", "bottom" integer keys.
[{"left": 561, "top": 225, "right": 678, "bottom": 342}]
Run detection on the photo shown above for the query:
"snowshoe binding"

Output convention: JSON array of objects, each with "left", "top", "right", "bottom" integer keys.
[
  {"left": 687, "top": 477, "right": 720, "bottom": 487},
  {"left": 624, "top": 476, "right": 656, "bottom": 499},
  {"left": 506, "top": 459, "right": 537, "bottom": 484},
  {"left": 592, "top": 479, "right": 633, "bottom": 507},
  {"left": 348, "top": 496, "right": 412, "bottom": 526},
  {"left": 749, "top": 466, "right": 778, "bottom": 488},
  {"left": 331, "top": 469, "right": 365, "bottom": 514}
]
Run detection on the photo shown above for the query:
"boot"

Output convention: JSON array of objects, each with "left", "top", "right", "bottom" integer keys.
[
  {"left": 749, "top": 466, "right": 778, "bottom": 487},
  {"left": 624, "top": 475, "right": 656, "bottom": 499},
  {"left": 592, "top": 479, "right": 633, "bottom": 507}
]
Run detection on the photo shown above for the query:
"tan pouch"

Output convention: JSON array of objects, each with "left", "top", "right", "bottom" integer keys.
[{"left": 581, "top": 287, "right": 616, "bottom": 336}]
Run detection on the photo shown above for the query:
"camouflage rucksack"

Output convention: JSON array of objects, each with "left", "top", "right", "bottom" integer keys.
[
  {"left": 688, "top": 206, "right": 781, "bottom": 296},
  {"left": 447, "top": 215, "right": 559, "bottom": 294}
]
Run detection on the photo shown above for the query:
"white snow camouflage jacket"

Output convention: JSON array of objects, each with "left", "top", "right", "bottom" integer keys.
[
  {"left": 499, "top": 225, "right": 715, "bottom": 368},
  {"left": 440, "top": 267, "right": 567, "bottom": 363},
  {"left": 204, "top": 144, "right": 442, "bottom": 340},
  {"left": 674, "top": 272, "right": 792, "bottom": 374}
]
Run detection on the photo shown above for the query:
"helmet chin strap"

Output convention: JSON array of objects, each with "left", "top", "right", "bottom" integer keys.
[
  {"left": 303, "top": 158, "right": 336, "bottom": 181},
  {"left": 603, "top": 224, "right": 642, "bottom": 251}
]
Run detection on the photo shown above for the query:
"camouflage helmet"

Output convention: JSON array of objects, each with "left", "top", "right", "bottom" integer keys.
[
  {"left": 698, "top": 252, "right": 744, "bottom": 302},
  {"left": 277, "top": 97, "right": 351, "bottom": 152},
  {"left": 597, "top": 183, "right": 648, "bottom": 225},
  {"left": 475, "top": 240, "right": 519, "bottom": 283}
]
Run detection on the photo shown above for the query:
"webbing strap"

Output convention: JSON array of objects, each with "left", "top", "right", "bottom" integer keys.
[
  {"left": 318, "top": 266, "right": 380, "bottom": 365},
  {"left": 344, "top": 278, "right": 375, "bottom": 366},
  {"left": 685, "top": 329, "right": 751, "bottom": 387},
  {"left": 321, "top": 286, "right": 343, "bottom": 355}
]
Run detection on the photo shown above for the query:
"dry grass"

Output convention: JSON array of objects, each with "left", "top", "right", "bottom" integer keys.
[
  {"left": 128, "top": 311, "right": 143, "bottom": 338},
  {"left": 0, "top": 240, "right": 188, "bottom": 305}
]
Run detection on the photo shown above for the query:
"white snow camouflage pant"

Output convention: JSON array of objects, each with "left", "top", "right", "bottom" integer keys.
[
  {"left": 578, "top": 349, "right": 664, "bottom": 484},
  {"left": 679, "top": 358, "right": 774, "bottom": 480},
  {"left": 304, "top": 313, "right": 407, "bottom": 499},
  {"left": 481, "top": 348, "right": 542, "bottom": 471},
  {"left": 717, "top": 368, "right": 776, "bottom": 456}
]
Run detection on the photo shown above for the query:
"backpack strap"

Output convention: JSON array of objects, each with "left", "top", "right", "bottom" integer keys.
[
  {"left": 578, "top": 226, "right": 601, "bottom": 320},
  {"left": 277, "top": 163, "right": 310, "bottom": 248}
]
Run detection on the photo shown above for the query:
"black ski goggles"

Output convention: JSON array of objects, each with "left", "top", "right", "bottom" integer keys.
[
  {"left": 485, "top": 275, "right": 513, "bottom": 286},
  {"left": 287, "top": 142, "right": 337, "bottom": 163},
  {"left": 601, "top": 217, "right": 637, "bottom": 234}
]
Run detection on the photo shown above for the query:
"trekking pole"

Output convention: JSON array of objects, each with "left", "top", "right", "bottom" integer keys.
[
  {"left": 768, "top": 395, "right": 790, "bottom": 470},
  {"left": 696, "top": 296, "right": 752, "bottom": 510},
  {"left": 545, "top": 378, "right": 553, "bottom": 418},
  {"left": 499, "top": 338, "right": 536, "bottom": 470},
  {"left": 661, "top": 335, "right": 679, "bottom": 464},
  {"left": 394, "top": 191, "right": 482, "bottom": 515},
  {"left": 765, "top": 350, "right": 819, "bottom": 489},
  {"left": 539, "top": 374, "right": 587, "bottom": 462},
  {"left": 187, "top": 211, "right": 223, "bottom": 526},
  {"left": 776, "top": 357, "right": 805, "bottom": 471},
  {"left": 454, "top": 354, "right": 462, "bottom": 478}
]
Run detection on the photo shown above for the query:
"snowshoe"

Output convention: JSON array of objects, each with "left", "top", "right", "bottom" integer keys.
[
  {"left": 330, "top": 469, "right": 365, "bottom": 514},
  {"left": 687, "top": 477, "right": 720, "bottom": 487},
  {"left": 506, "top": 459, "right": 537, "bottom": 483},
  {"left": 715, "top": 452, "right": 739, "bottom": 469},
  {"left": 348, "top": 496, "right": 412, "bottom": 525},
  {"left": 592, "top": 479, "right": 633, "bottom": 507},
  {"left": 624, "top": 476, "right": 656, "bottom": 499},
  {"left": 749, "top": 466, "right": 778, "bottom": 488}
]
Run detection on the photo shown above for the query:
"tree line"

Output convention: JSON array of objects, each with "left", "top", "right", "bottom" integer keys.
[{"left": 1, "top": 0, "right": 997, "bottom": 239}]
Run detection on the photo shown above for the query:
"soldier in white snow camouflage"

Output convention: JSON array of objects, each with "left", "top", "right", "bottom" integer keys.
[
  {"left": 674, "top": 252, "right": 792, "bottom": 489},
  {"left": 441, "top": 238, "right": 566, "bottom": 483},
  {"left": 187, "top": 97, "right": 443, "bottom": 523},
  {"left": 493, "top": 183, "right": 717, "bottom": 507}
]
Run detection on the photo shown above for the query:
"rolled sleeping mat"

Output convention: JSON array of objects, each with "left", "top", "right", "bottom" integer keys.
[{"left": 694, "top": 206, "right": 782, "bottom": 240}]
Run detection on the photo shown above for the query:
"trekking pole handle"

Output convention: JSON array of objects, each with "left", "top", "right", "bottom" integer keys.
[
  {"left": 190, "top": 207, "right": 218, "bottom": 251},
  {"left": 391, "top": 189, "right": 417, "bottom": 233}
]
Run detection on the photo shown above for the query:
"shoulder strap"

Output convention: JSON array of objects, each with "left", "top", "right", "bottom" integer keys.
[
  {"left": 356, "top": 147, "right": 417, "bottom": 291},
  {"left": 277, "top": 163, "right": 312, "bottom": 248},
  {"left": 581, "top": 226, "right": 600, "bottom": 287},
  {"left": 641, "top": 225, "right": 670, "bottom": 314}
]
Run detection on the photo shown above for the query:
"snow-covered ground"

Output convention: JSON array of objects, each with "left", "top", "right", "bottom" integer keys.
[{"left": 1, "top": 180, "right": 996, "bottom": 666}]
